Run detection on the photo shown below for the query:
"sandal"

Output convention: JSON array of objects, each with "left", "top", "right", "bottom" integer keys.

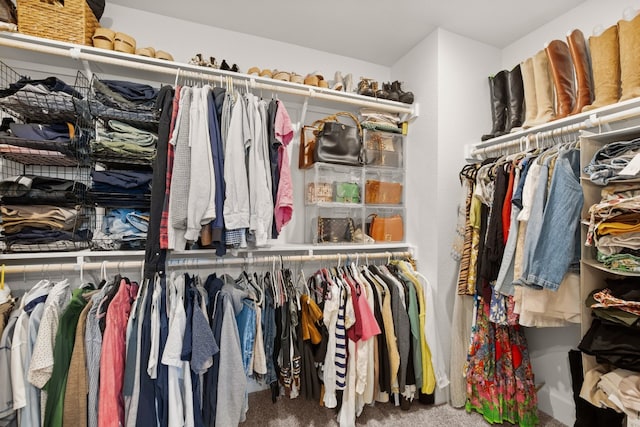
[
  {"left": 247, "top": 66, "right": 261, "bottom": 76},
  {"left": 135, "top": 47, "right": 155, "bottom": 58},
  {"left": 304, "top": 74, "right": 319, "bottom": 86},
  {"left": 92, "top": 27, "right": 115, "bottom": 50},
  {"left": 114, "top": 32, "right": 136, "bottom": 54},
  {"left": 260, "top": 69, "right": 273, "bottom": 78},
  {"left": 273, "top": 70, "right": 291, "bottom": 81},
  {"left": 290, "top": 73, "right": 304, "bottom": 84},
  {"left": 155, "top": 50, "right": 174, "bottom": 61}
]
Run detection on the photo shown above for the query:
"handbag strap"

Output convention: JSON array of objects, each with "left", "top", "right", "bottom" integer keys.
[{"left": 311, "top": 111, "right": 362, "bottom": 137}]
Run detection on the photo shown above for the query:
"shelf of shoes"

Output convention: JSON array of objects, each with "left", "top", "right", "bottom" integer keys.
[{"left": 0, "top": 31, "right": 417, "bottom": 118}]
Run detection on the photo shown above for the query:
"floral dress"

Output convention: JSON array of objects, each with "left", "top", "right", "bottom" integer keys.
[{"left": 465, "top": 288, "right": 539, "bottom": 427}]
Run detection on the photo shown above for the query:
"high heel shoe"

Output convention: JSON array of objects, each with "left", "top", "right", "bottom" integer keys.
[{"left": 220, "top": 60, "right": 231, "bottom": 71}]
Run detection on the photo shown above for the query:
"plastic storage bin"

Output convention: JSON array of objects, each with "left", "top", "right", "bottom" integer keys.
[
  {"left": 363, "top": 129, "right": 404, "bottom": 168},
  {"left": 305, "top": 162, "right": 363, "bottom": 205}
]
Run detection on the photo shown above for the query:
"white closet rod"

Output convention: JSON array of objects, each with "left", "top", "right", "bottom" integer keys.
[
  {"left": 1, "top": 250, "right": 413, "bottom": 275},
  {"left": 0, "top": 35, "right": 414, "bottom": 115},
  {"left": 469, "top": 104, "right": 640, "bottom": 157}
]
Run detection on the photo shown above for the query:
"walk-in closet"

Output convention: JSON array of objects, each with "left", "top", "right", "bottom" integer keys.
[{"left": 1, "top": 1, "right": 640, "bottom": 426}]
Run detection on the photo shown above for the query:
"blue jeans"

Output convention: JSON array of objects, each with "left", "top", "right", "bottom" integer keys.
[
  {"left": 585, "top": 137, "right": 640, "bottom": 185},
  {"left": 526, "top": 148, "right": 582, "bottom": 290}
]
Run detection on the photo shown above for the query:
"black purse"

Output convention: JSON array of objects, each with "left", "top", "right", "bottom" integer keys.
[
  {"left": 316, "top": 217, "right": 356, "bottom": 243},
  {"left": 312, "top": 112, "right": 364, "bottom": 166}
]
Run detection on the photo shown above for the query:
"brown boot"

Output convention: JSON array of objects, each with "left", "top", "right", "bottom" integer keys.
[
  {"left": 520, "top": 57, "right": 537, "bottom": 129},
  {"left": 618, "top": 14, "right": 640, "bottom": 101},
  {"left": 567, "top": 29, "right": 594, "bottom": 114},
  {"left": 582, "top": 25, "right": 620, "bottom": 111},
  {"left": 531, "top": 49, "right": 555, "bottom": 125},
  {"left": 545, "top": 40, "right": 576, "bottom": 120}
]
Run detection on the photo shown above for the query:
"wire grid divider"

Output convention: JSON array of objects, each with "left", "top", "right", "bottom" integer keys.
[{"left": 0, "top": 60, "right": 87, "bottom": 124}]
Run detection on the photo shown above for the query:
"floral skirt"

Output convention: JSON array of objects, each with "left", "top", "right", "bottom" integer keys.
[{"left": 465, "top": 295, "right": 539, "bottom": 427}]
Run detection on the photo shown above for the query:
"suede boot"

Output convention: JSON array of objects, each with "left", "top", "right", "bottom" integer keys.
[
  {"left": 531, "top": 49, "right": 555, "bottom": 125},
  {"left": 618, "top": 13, "right": 640, "bottom": 101},
  {"left": 583, "top": 25, "right": 620, "bottom": 111},
  {"left": 521, "top": 57, "right": 537, "bottom": 128},
  {"left": 505, "top": 64, "right": 525, "bottom": 133},
  {"left": 481, "top": 70, "right": 508, "bottom": 141},
  {"left": 546, "top": 40, "right": 576, "bottom": 120},
  {"left": 567, "top": 29, "right": 594, "bottom": 114}
]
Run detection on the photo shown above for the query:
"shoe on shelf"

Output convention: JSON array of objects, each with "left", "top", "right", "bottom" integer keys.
[
  {"left": 385, "top": 82, "right": 400, "bottom": 102},
  {"left": 260, "top": 69, "right": 273, "bottom": 78},
  {"left": 290, "top": 73, "right": 304, "bottom": 84},
  {"left": 357, "top": 78, "right": 375, "bottom": 97},
  {"left": 304, "top": 74, "right": 320, "bottom": 86},
  {"left": 343, "top": 73, "right": 353, "bottom": 92},
  {"left": 318, "top": 76, "right": 329, "bottom": 88},
  {"left": 248, "top": 66, "right": 261, "bottom": 76},
  {"left": 374, "top": 81, "right": 389, "bottom": 99},
  {"left": 332, "top": 71, "right": 344, "bottom": 91},
  {"left": 273, "top": 70, "right": 291, "bottom": 81},
  {"left": 220, "top": 59, "right": 231, "bottom": 71},
  {"left": 231, "top": 63, "right": 239, "bottom": 72},
  {"left": 391, "top": 80, "right": 414, "bottom": 104},
  {"left": 189, "top": 53, "right": 206, "bottom": 66}
]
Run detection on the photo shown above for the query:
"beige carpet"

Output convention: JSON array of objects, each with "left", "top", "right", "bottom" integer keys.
[{"left": 244, "top": 390, "right": 567, "bottom": 426}]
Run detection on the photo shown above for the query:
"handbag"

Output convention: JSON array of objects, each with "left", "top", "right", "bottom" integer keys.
[
  {"left": 317, "top": 217, "right": 356, "bottom": 243},
  {"left": 312, "top": 111, "right": 364, "bottom": 166},
  {"left": 334, "top": 182, "right": 360, "bottom": 203},
  {"left": 298, "top": 125, "right": 317, "bottom": 169},
  {"left": 369, "top": 214, "right": 404, "bottom": 242},
  {"left": 365, "top": 180, "right": 403, "bottom": 204}
]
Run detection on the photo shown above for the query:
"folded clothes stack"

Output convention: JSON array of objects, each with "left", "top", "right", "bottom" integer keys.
[
  {"left": 88, "top": 169, "right": 152, "bottom": 209},
  {"left": 0, "top": 121, "right": 76, "bottom": 157},
  {"left": 92, "top": 207, "right": 149, "bottom": 250},
  {"left": 91, "top": 119, "right": 157, "bottom": 164},
  {"left": 0, "top": 204, "right": 89, "bottom": 252},
  {"left": 89, "top": 77, "right": 160, "bottom": 124},
  {"left": 359, "top": 107, "right": 403, "bottom": 133}
]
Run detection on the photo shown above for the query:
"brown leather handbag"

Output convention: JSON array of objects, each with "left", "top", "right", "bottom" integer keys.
[
  {"left": 365, "top": 180, "right": 403, "bottom": 204},
  {"left": 369, "top": 214, "right": 404, "bottom": 242},
  {"left": 298, "top": 125, "right": 317, "bottom": 169}
]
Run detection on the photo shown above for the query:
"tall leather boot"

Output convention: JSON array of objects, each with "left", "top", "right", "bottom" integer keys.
[
  {"left": 546, "top": 40, "right": 576, "bottom": 120},
  {"left": 567, "top": 29, "right": 594, "bottom": 114},
  {"left": 505, "top": 64, "right": 525, "bottom": 133},
  {"left": 618, "top": 13, "right": 640, "bottom": 101},
  {"left": 521, "top": 57, "right": 537, "bottom": 128},
  {"left": 531, "top": 49, "right": 555, "bottom": 125},
  {"left": 481, "top": 70, "right": 508, "bottom": 141},
  {"left": 583, "top": 25, "right": 620, "bottom": 112}
]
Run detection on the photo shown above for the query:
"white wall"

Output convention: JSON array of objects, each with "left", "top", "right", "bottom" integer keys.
[
  {"left": 502, "top": 0, "right": 640, "bottom": 68},
  {"left": 102, "top": 4, "right": 391, "bottom": 86},
  {"left": 392, "top": 28, "right": 501, "bottom": 404}
]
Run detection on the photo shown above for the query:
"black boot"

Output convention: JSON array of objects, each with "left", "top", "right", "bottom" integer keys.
[
  {"left": 481, "top": 70, "right": 508, "bottom": 141},
  {"left": 505, "top": 64, "right": 525, "bottom": 133}
]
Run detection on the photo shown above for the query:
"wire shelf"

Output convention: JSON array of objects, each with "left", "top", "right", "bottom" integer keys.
[
  {"left": 0, "top": 61, "right": 87, "bottom": 124},
  {"left": 86, "top": 74, "right": 160, "bottom": 131}
]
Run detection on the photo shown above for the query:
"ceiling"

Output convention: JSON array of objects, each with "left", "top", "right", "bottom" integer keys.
[{"left": 108, "top": 0, "right": 587, "bottom": 66}]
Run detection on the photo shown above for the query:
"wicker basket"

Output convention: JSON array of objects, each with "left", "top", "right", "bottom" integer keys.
[{"left": 16, "top": 0, "right": 99, "bottom": 45}]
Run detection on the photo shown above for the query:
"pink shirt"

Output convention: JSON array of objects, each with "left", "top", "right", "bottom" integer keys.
[
  {"left": 98, "top": 279, "right": 139, "bottom": 427},
  {"left": 274, "top": 101, "right": 294, "bottom": 233}
]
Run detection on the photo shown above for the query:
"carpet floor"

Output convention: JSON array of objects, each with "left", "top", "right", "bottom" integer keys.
[{"left": 244, "top": 390, "right": 567, "bottom": 426}]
